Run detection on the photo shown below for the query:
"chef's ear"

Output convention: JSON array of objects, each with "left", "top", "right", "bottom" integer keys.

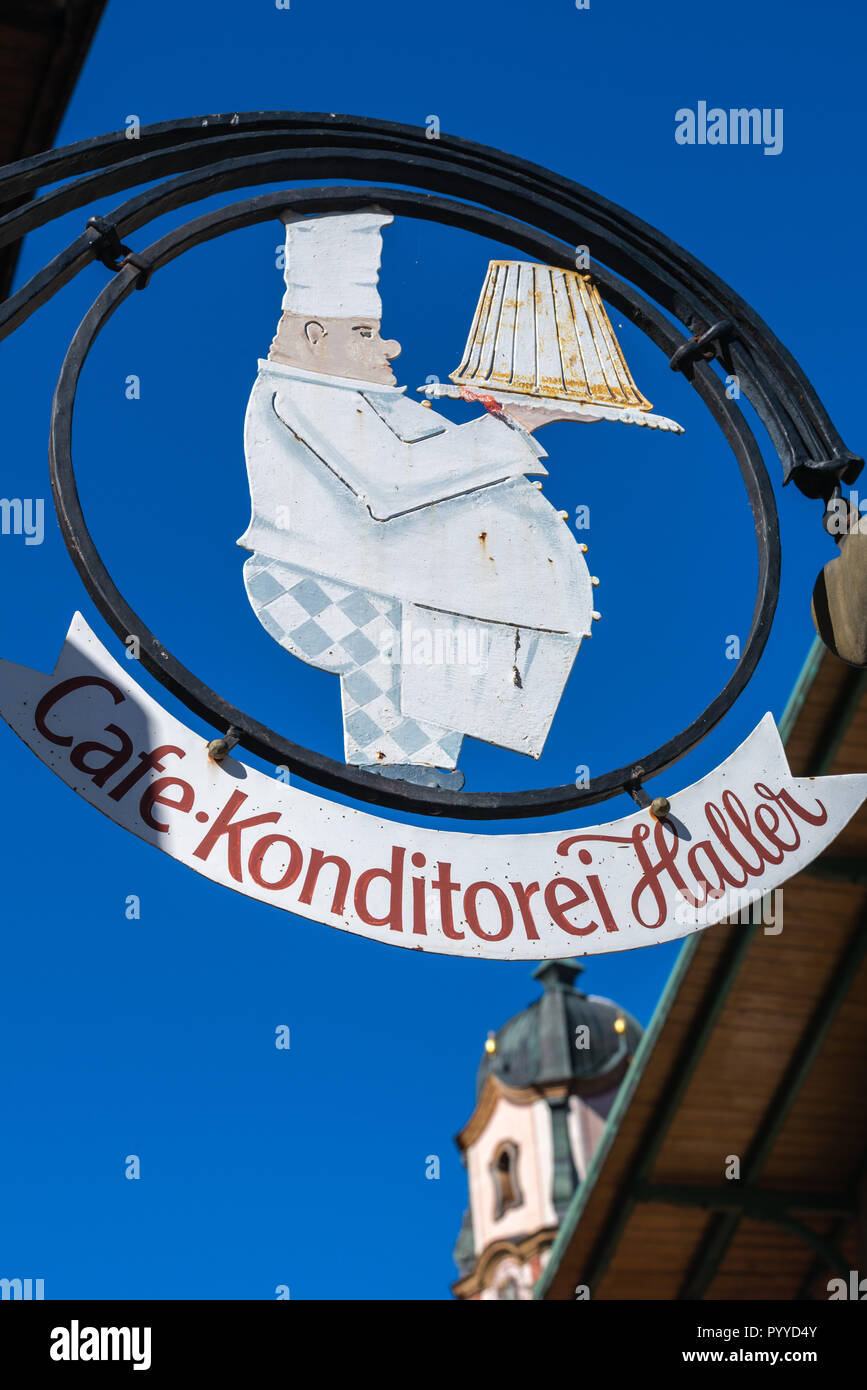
[{"left": 304, "top": 320, "right": 327, "bottom": 347}]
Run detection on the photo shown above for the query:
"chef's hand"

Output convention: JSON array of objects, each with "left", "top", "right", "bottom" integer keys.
[{"left": 502, "top": 403, "right": 601, "bottom": 432}]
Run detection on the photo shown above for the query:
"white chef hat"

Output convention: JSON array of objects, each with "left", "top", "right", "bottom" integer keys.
[{"left": 279, "top": 207, "right": 393, "bottom": 319}]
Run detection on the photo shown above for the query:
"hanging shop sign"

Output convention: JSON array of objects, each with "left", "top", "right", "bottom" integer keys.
[
  {"left": 1, "top": 615, "right": 863, "bottom": 958},
  {"left": 0, "top": 113, "right": 864, "bottom": 957}
]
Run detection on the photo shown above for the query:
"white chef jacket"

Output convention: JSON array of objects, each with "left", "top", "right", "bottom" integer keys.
[{"left": 239, "top": 359, "right": 593, "bottom": 640}]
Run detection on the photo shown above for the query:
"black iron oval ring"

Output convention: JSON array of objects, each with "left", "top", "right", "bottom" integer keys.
[{"left": 48, "top": 183, "right": 780, "bottom": 820}]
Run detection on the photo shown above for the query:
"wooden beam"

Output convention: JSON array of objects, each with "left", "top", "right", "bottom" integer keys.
[
  {"left": 679, "top": 904, "right": 867, "bottom": 1299},
  {"left": 635, "top": 1182, "right": 854, "bottom": 1219}
]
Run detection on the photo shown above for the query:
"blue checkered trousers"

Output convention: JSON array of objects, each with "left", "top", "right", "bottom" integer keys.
[{"left": 244, "top": 554, "right": 463, "bottom": 769}]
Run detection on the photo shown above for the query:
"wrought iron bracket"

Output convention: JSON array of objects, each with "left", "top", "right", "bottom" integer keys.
[
  {"left": 44, "top": 187, "right": 781, "bottom": 820},
  {"left": 120, "top": 251, "right": 152, "bottom": 289},
  {"left": 669, "top": 318, "right": 736, "bottom": 374},
  {"left": 84, "top": 214, "right": 131, "bottom": 271},
  {"left": 85, "top": 215, "right": 151, "bottom": 287},
  {"left": 6, "top": 110, "right": 860, "bottom": 816},
  {"left": 626, "top": 779, "right": 652, "bottom": 810}
]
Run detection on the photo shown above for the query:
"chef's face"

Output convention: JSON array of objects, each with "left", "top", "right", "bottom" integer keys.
[
  {"left": 269, "top": 312, "right": 401, "bottom": 383},
  {"left": 310, "top": 318, "right": 401, "bottom": 383},
  {"left": 301, "top": 316, "right": 402, "bottom": 384}
]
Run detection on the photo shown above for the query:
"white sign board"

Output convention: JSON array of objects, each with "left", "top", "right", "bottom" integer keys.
[{"left": 1, "top": 615, "right": 864, "bottom": 959}]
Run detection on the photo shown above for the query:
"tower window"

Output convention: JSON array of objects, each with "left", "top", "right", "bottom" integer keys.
[{"left": 490, "top": 1141, "right": 523, "bottom": 1220}]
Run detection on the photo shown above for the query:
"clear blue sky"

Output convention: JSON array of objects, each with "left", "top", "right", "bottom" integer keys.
[{"left": 1, "top": 0, "right": 863, "bottom": 1299}]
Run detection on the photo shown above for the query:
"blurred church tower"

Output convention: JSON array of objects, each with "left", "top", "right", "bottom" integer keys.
[{"left": 452, "top": 960, "right": 642, "bottom": 1299}]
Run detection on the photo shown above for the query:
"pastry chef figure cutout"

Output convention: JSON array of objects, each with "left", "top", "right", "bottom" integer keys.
[{"left": 239, "top": 207, "right": 684, "bottom": 790}]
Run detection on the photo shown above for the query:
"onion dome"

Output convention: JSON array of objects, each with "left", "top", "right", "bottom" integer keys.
[{"left": 476, "top": 959, "right": 642, "bottom": 1098}]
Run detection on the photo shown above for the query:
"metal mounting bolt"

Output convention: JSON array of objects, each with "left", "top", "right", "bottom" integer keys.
[
  {"left": 650, "top": 796, "right": 671, "bottom": 820},
  {"left": 207, "top": 726, "right": 240, "bottom": 762}
]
